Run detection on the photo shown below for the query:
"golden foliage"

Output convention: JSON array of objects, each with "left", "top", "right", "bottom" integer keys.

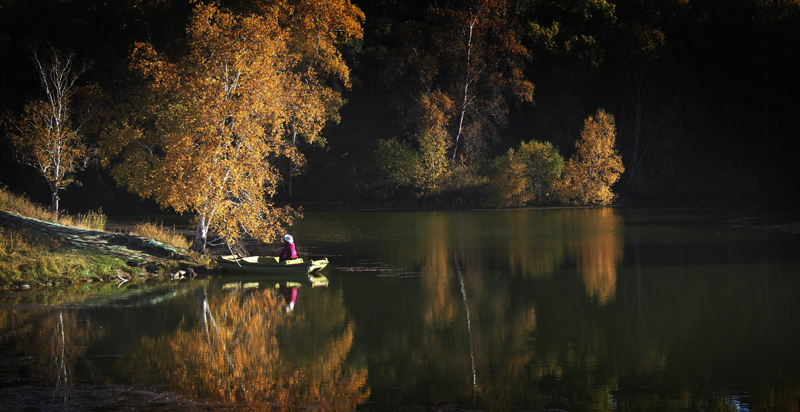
[
  {"left": 268, "top": 0, "right": 365, "bottom": 87},
  {"left": 557, "top": 109, "right": 625, "bottom": 205},
  {"left": 488, "top": 148, "right": 530, "bottom": 208},
  {"left": 102, "top": 2, "right": 362, "bottom": 251},
  {"left": 416, "top": 129, "right": 452, "bottom": 194},
  {"left": 565, "top": 208, "right": 623, "bottom": 305},
  {"left": 128, "top": 286, "right": 369, "bottom": 406}
]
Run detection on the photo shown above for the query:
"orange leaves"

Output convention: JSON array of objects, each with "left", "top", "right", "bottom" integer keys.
[
  {"left": 104, "top": 2, "right": 362, "bottom": 251},
  {"left": 129, "top": 42, "right": 178, "bottom": 94},
  {"left": 556, "top": 109, "right": 625, "bottom": 205},
  {"left": 278, "top": 0, "right": 365, "bottom": 86},
  {"left": 126, "top": 286, "right": 369, "bottom": 405}
]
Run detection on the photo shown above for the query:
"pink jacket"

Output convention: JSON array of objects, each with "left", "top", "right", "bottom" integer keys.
[{"left": 279, "top": 242, "right": 297, "bottom": 260}]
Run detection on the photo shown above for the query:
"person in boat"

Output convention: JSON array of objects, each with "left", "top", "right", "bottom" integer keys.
[{"left": 279, "top": 234, "right": 298, "bottom": 261}]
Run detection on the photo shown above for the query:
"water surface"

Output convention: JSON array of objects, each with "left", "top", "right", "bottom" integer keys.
[{"left": 2, "top": 206, "right": 799, "bottom": 411}]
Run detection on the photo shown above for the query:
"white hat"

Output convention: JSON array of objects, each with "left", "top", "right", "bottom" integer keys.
[{"left": 284, "top": 234, "right": 294, "bottom": 243}]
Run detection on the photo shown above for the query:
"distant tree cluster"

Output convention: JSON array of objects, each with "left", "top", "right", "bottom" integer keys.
[
  {"left": 366, "top": 108, "right": 623, "bottom": 207},
  {"left": 349, "top": 0, "right": 799, "bottom": 204}
]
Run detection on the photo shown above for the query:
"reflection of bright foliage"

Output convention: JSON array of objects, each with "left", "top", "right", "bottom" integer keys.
[
  {"left": 567, "top": 208, "right": 622, "bottom": 305},
  {"left": 418, "top": 213, "right": 457, "bottom": 327},
  {"left": 125, "top": 286, "right": 369, "bottom": 407}
]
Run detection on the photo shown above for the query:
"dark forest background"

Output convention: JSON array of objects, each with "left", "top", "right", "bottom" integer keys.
[{"left": 1, "top": 0, "right": 798, "bottom": 212}]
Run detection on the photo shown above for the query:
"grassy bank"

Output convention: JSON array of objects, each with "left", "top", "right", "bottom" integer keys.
[
  {"left": 0, "top": 224, "right": 134, "bottom": 286},
  {"left": 0, "top": 188, "right": 107, "bottom": 231},
  {"left": 0, "top": 188, "right": 206, "bottom": 288}
]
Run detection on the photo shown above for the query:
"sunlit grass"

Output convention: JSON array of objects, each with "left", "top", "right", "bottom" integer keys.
[
  {"left": 0, "top": 187, "right": 205, "bottom": 287},
  {"left": 0, "top": 225, "right": 131, "bottom": 286},
  {"left": 131, "top": 222, "right": 213, "bottom": 268},
  {"left": 0, "top": 188, "right": 106, "bottom": 230},
  {"left": 133, "top": 221, "right": 192, "bottom": 250}
]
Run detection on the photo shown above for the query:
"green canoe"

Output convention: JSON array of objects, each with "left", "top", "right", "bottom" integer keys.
[{"left": 218, "top": 254, "right": 329, "bottom": 275}]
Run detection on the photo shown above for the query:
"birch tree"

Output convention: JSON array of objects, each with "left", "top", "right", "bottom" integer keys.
[
  {"left": 3, "top": 46, "right": 92, "bottom": 214},
  {"left": 397, "top": 0, "right": 534, "bottom": 164},
  {"left": 239, "top": 0, "right": 365, "bottom": 197},
  {"left": 102, "top": 3, "right": 362, "bottom": 252},
  {"left": 557, "top": 109, "right": 625, "bottom": 205}
]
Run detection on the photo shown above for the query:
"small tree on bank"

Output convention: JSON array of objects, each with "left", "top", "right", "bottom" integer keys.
[
  {"left": 3, "top": 46, "right": 92, "bottom": 214},
  {"left": 556, "top": 109, "right": 625, "bottom": 205},
  {"left": 489, "top": 139, "right": 564, "bottom": 207}
]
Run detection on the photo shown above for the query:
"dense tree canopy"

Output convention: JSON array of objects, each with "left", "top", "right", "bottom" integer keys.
[
  {"left": 100, "top": 1, "right": 363, "bottom": 252},
  {"left": 1, "top": 0, "right": 798, "bottom": 213}
]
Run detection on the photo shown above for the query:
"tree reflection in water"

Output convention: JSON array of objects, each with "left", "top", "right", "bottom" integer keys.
[
  {"left": 123, "top": 284, "right": 369, "bottom": 407},
  {"left": 566, "top": 207, "right": 623, "bottom": 305}
]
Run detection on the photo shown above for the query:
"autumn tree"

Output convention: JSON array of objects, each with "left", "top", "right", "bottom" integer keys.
[
  {"left": 524, "top": 0, "right": 618, "bottom": 149},
  {"left": 391, "top": 0, "right": 534, "bottom": 165},
  {"left": 236, "top": 0, "right": 364, "bottom": 197},
  {"left": 556, "top": 109, "right": 624, "bottom": 205},
  {"left": 2, "top": 46, "right": 92, "bottom": 214},
  {"left": 488, "top": 148, "right": 528, "bottom": 208},
  {"left": 519, "top": 139, "right": 565, "bottom": 204},
  {"left": 102, "top": 3, "right": 362, "bottom": 252},
  {"left": 489, "top": 139, "right": 564, "bottom": 207},
  {"left": 413, "top": 90, "right": 453, "bottom": 194}
]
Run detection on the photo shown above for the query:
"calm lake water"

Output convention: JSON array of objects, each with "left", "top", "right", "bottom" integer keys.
[{"left": 2, "top": 206, "right": 800, "bottom": 411}]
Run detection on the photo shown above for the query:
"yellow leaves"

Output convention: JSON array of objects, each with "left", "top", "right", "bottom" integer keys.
[
  {"left": 279, "top": 0, "right": 365, "bottom": 86},
  {"left": 103, "top": 1, "right": 363, "bottom": 251},
  {"left": 130, "top": 42, "right": 179, "bottom": 93},
  {"left": 125, "top": 286, "right": 369, "bottom": 406},
  {"left": 556, "top": 109, "right": 624, "bottom": 205},
  {"left": 418, "top": 90, "right": 454, "bottom": 135},
  {"left": 489, "top": 140, "right": 565, "bottom": 207},
  {"left": 488, "top": 147, "right": 531, "bottom": 208}
]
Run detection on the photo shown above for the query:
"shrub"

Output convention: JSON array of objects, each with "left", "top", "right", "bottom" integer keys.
[{"left": 488, "top": 140, "right": 565, "bottom": 207}]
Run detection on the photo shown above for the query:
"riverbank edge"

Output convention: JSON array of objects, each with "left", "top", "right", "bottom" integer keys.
[{"left": 0, "top": 209, "right": 218, "bottom": 289}]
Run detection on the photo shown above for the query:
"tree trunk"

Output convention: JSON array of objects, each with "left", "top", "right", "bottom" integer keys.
[
  {"left": 452, "top": 19, "right": 476, "bottom": 162},
  {"left": 192, "top": 212, "right": 209, "bottom": 253},
  {"left": 50, "top": 187, "right": 59, "bottom": 214},
  {"left": 288, "top": 126, "right": 296, "bottom": 197}
]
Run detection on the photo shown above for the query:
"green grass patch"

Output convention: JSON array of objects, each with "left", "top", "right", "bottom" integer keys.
[
  {"left": 0, "top": 225, "right": 133, "bottom": 287},
  {"left": 0, "top": 187, "right": 208, "bottom": 288}
]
